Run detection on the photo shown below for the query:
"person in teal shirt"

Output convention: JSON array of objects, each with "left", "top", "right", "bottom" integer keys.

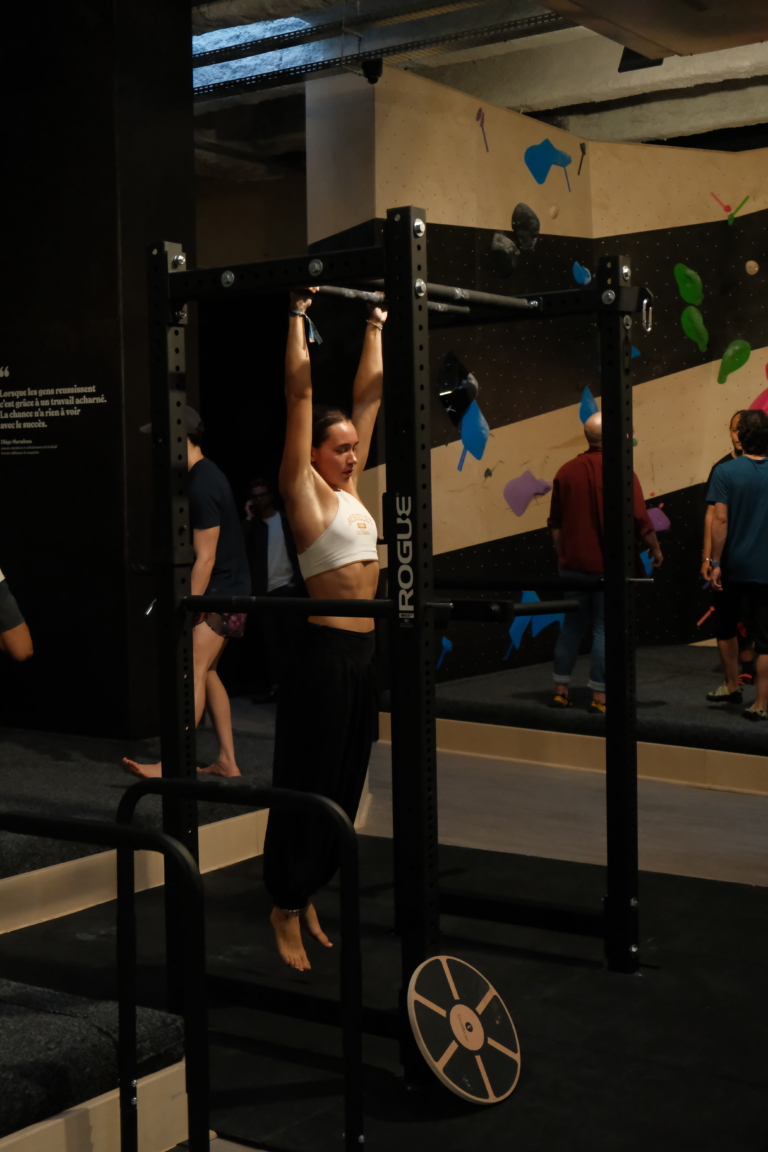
[{"left": 707, "top": 409, "right": 768, "bottom": 720}]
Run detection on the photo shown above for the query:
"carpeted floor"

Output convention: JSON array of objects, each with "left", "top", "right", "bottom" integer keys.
[
  {"left": 0, "top": 723, "right": 273, "bottom": 876},
  {"left": 429, "top": 644, "right": 768, "bottom": 755},
  {"left": 0, "top": 837, "right": 765, "bottom": 1152}
]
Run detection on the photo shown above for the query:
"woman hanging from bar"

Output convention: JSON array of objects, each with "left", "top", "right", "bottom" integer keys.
[{"left": 264, "top": 286, "right": 386, "bottom": 971}]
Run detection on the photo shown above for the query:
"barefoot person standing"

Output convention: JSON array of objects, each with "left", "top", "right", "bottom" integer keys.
[
  {"left": 264, "top": 288, "right": 385, "bottom": 971},
  {"left": 123, "top": 408, "right": 250, "bottom": 779}
]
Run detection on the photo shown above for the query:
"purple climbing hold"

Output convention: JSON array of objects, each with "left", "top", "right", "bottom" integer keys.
[
  {"left": 647, "top": 507, "right": 671, "bottom": 532},
  {"left": 503, "top": 470, "right": 552, "bottom": 517}
]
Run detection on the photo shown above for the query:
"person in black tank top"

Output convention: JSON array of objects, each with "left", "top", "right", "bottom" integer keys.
[
  {"left": 263, "top": 287, "right": 386, "bottom": 972},
  {"left": 123, "top": 409, "right": 251, "bottom": 779}
]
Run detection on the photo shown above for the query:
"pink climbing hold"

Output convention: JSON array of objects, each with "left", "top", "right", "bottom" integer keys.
[
  {"left": 503, "top": 470, "right": 552, "bottom": 517},
  {"left": 750, "top": 385, "right": 768, "bottom": 414}
]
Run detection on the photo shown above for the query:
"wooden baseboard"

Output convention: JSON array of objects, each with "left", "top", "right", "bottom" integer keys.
[
  {"left": 0, "top": 1060, "right": 187, "bottom": 1152},
  {"left": 0, "top": 809, "right": 269, "bottom": 937},
  {"left": 378, "top": 713, "right": 768, "bottom": 796}
]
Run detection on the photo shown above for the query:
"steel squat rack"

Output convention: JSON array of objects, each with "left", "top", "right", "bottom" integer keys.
[{"left": 148, "top": 207, "right": 654, "bottom": 1084}]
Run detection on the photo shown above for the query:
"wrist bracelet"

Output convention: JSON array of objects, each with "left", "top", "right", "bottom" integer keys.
[
  {"left": 366, "top": 319, "right": 384, "bottom": 330},
  {"left": 708, "top": 559, "right": 721, "bottom": 566},
  {"left": 289, "top": 308, "right": 322, "bottom": 345}
]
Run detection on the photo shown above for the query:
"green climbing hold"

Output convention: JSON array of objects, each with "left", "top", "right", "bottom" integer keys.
[
  {"left": 632, "top": 438, "right": 638, "bottom": 447},
  {"left": 681, "top": 306, "right": 708, "bottom": 353},
  {"left": 717, "top": 340, "right": 751, "bottom": 384},
  {"left": 674, "top": 263, "right": 704, "bottom": 305}
]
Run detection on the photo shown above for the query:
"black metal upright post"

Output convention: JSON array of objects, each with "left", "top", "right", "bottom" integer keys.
[
  {"left": 147, "top": 242, "right": 199, "bottom": 1008},
  {"left": 383, "top": 208, "right": 440, "bottom": 1072},
  {"left": 598, "top": 254, "right": 640, "bottom": 973}
]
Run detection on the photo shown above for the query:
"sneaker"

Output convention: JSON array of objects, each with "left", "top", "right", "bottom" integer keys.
[
  {"left": 590, "top": 699, "right": 606, "bottom": 714},
  {"left": 706, "top": 683, "right": 743, "bottom": 704},
  {"left": 743, "top": 707, "right": 768, "bottom": 722},
  {"left": 552, "top": 693, "right": 573, "bottom": 709}
]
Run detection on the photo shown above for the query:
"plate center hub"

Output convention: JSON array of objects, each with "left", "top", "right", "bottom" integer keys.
[{"left": 449, "top": 1004, "right": 484, "bottom": 1051}]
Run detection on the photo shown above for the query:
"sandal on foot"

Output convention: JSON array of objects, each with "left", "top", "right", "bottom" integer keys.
[
  {"left": 743, "top": 707, "right": 768, "bottom": 722},
  {"left": 552, "top": 693, "right": 573, "bottom": 709},
  {"left": 590, "top": 699, "right": 606, "bottom": 714}
]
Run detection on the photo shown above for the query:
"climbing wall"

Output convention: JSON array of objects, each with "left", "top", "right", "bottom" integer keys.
[{"left": 307, "top": 67, "right": 768, "bottom": 680}]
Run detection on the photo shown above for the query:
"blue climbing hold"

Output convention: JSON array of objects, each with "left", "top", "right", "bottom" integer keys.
[
  {"left": 639, "top": 550, "right": 653, "bottom": 576},
  {"left": 503, "top": 590, "right": 563, "bottom": 659},
  {"left": 458, "top": 400, "right": 490, "bottom": 470},
  {"left": 437, "top": 636, "right": 453, "bottom": 669},
  {"left": 631, "top": 345, "right": 640, "bottom": 359},
  {"left": 572, "top": 262, "right": 591, "bottom": 285},
  {"left": 524, "top": 138, "right": 573, "bottom": 186},
  {"left": 579, "top": 385, "right": 599, "bottom": 425}
]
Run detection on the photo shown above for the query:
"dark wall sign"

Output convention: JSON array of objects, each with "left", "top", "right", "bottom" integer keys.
[{"left": 0, "top": 2, "right": 195, "bottom": 737}]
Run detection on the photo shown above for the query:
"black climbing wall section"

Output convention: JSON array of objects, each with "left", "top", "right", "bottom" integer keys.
[
  {"left": 433, "top": 483, "right": 714, "bottom": 682},
  {"left": 301, "top": 206, "right": 768, "bottom": 685}
]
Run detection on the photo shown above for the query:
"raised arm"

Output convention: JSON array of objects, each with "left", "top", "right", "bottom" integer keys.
[
  {"left": 279, "top": 289, "right": 317, "bottom": 501},
  {"left": 351, "top": 301, "right": 387, "bottom": 478}
]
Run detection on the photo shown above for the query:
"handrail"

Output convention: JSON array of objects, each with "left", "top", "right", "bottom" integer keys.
[
  {"left": 0, "top": 812, "right": 208, "bottom": 1152},
  {"left": 116, "top": 779, "right": 364, "bottom": 1152}
]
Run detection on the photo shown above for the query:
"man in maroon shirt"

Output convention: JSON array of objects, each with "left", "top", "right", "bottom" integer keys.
[{"left": 547, "top": 413, "right": 663, "bottom": 712}]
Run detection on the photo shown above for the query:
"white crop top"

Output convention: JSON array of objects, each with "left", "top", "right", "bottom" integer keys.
[{"left": 298, "top": 489, "right": 379, "bottom": 580}]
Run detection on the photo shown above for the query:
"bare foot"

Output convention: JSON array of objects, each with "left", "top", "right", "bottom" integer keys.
[
  {"left": 302, "top": 904, "right": 333, "bottom": 949},
  {"left": 122, "top": 758, "right": 162, "bottom": 779},
  {"left": 270, "top": 907, "right": 311, "bottom": 971},
  {"left": 197, "top": 760, "right": 242, "bottom": 778}
]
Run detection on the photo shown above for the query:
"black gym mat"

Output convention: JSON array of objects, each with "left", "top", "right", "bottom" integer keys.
[
  {"left": 425, "top": 644, "right": 768, "bottom": 756},
  {"left": 0, "top": 836, "right": 765, "bottom": 1151},
  {"left": 0, "top": 979, "right": 183, "bottom": 1137},
  {"left": 0, "top": 723, "right": 273, "bottom": 876}
]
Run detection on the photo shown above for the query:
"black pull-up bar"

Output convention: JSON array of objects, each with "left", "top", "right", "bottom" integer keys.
[
  {"left": 182, "top": 594, "right": 579, "bottom": 624},
  {"left": 362, "top": 278, "right": 534, "bottom": 311},
  {"left": 314, "top": 284, "right": 470, "bottom": 315},
  {"left": 435, "top": 576, "right": 655, "bottom": 592}
]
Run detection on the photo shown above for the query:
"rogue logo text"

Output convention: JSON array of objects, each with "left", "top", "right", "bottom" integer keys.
[{"left": 395, "top": 495, "right": 414, "bottom": 622}]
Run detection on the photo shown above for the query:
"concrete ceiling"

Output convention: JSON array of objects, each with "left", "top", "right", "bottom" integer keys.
[{"left": 191, "top": 0, "right": 768, "bottom": 182}]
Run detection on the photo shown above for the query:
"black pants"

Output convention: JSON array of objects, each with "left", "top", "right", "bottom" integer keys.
[
  {"left": 261, "top": 584, "right": 303, "bottom": 689},
  {"left": 712, "top": 581, "right": 768, "bottom": 655},
  {"left": 263, "top": 623, "right": 376, "bottom": 910}
]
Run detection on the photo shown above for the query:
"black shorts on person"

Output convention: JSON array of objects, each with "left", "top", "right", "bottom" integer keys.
[
  {"left": 262, "top": 623, "right": 376, "bottom": 911},
  {"left": 712, "top": 581, "right": 768, "bottom": 654},
  {"left": 0, "top": 581, "right": 24, "bottom": 635}
]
